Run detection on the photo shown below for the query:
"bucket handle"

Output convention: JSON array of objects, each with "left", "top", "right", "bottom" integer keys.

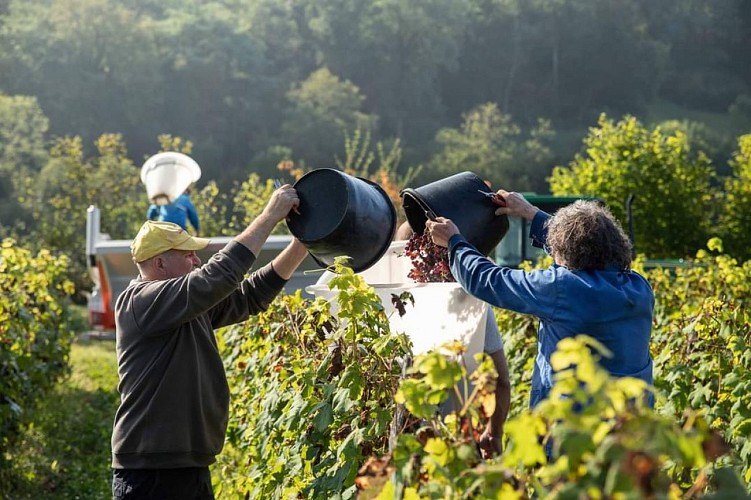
[{"left": 402, "top": 188, "right": 438, "bottom": 221}]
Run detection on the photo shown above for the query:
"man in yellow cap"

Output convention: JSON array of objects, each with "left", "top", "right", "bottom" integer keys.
[{"left": 111, "top": 184, "right": 308, "bottom": 499}]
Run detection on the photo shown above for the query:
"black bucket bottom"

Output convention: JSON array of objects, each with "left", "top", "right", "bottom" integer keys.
[{"left": 286, "top": 168, "right": 396, "bottom": 272}]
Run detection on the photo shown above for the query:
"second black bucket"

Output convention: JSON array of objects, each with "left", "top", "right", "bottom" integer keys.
[
  {"left": 286, "top": 168, "right": 396, "bottom": 272},
  {"left": 400, "top": 171, "right": 509, "bottom": 256}
]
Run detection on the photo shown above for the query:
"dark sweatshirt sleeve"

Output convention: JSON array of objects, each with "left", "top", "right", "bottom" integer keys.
[
  {"left": 119, "top": 241, "right": 257, "bottom": 336},
  {"left": 207, "top": 262, "right": 287, "bottom": 328}
]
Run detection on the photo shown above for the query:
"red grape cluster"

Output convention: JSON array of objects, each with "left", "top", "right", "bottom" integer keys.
[{"left": 403, "top": 231, "right": 455, "bottom": 283}]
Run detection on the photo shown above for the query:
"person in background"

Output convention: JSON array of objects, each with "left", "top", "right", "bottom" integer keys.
[
  {"left": 425, "top": 192, "right": 654, "bottom": 412},
  {"left": 147, "top": 187, "right": 201, "bottom": 234},
  {"left": 396, "top": 220, "right": 511, "bottom": 458},
  {"left": 476, "top": 305, "right": 511, "bottom": 458},
  {"left": 394, "top": 220, "right": 416, "bottom": 240},
  {"left": 112, "top": 184, "right": 307, "bottom": 499}
]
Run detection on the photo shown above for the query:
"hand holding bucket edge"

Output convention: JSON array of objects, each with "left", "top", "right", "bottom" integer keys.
[
  {"left": 425, "top": 217, "right": 460, "bottom": 248},
  {"left": 264, "top": 184, "right": 300, "bottom": 223},
  {"left": 273, "top": 179, "right": 301, "bottom": 217},
  {"left": 477, "top": 189, "right": 509, "bottom": 209}
]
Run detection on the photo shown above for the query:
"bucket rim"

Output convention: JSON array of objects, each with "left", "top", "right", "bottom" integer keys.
[
  {"left": 399, "top": 171, "right": 508, "bottom": 255},
  {"left": 399, "top": 187, "right": 432, "bottom": 235},
  {"left": 291, "top": 168, "right": 350, "bottom": 244},
  {"left": 140, "top": 151, "right": 201, "bottom": 184},
  {"left": 291, "top": 168, "right": 397, "bottom": 273}
]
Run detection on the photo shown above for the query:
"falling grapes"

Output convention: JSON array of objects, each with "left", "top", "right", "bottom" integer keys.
[{"left": 403, "top": 231, "right": 455, "bottom": 283}]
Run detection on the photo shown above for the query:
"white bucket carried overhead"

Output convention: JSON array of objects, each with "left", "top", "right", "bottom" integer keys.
[{"left": 140, "top": 152, "right": 202, "bottom": 203}]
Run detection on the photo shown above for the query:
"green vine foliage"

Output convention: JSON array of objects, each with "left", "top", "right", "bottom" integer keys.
[
  {"left": 368, "top": 336, "right": 743, "bottom": 498},
  {"left": 215, "top": 246, "right": 751, "bottom": 497},
  {"left": 0, "top": 240, "right": 78, "bottom": 473},
  {"left": 380, "top": 346, "right": 505, "bottom": 497},
  {"left": 492, "top": 243, "right": 751, "bottom": 496},
  {"left": 216, "top": 260, "right": 411, "bottom": 498},
  {"left": 645, "top": 239, "right": 751, "bottom": 489}
]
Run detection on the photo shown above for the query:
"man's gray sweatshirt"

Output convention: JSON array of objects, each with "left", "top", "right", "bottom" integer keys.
[{"left": 111, "top": 241, "right": 285, "bottom": 469}]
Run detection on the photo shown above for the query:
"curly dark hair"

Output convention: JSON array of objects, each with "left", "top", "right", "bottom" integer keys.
[{"left": 545, "top": 200, "right": 633, "bottom": 271}]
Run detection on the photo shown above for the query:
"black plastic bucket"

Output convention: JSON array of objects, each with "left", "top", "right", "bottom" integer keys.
[
  {"left": 286, "top": 168, "right": 396, "bottom": 272},
  {"left": 400, "top": 171, "right": 509, "bottom": 256}
]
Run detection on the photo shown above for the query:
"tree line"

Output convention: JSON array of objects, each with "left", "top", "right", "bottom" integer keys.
[
  {"left": 0, "top": 0, "right": 749, "bottom": 190},
  {"left": 1, "top": 0, "right": 751, "bottom": 300}
]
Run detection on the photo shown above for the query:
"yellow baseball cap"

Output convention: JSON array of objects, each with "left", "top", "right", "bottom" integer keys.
[{"left": 131, "top": 220, "right": 210, "bottom": 263}]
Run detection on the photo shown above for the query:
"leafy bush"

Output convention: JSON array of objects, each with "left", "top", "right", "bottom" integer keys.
[
  {"left": 646, "top": 240, "right": 751, "bottom": 487},
  {"left": 17, "top": 134, "right": 144, "bottom": 301},
  {"left": 549, "top": 114, "right": 716, "bottom": 259},
  {"left": 719, "top": 135, "right": 751, "bottom": 262},
  {"left": 429, "top": 103, "right": 555, "bottom": 192},
  {"left": 0, "top": 93, "right": 49, "bottom": 234},
  {"left": 2, "top": 341, "right": 119, "bottom": 499},
  {"left": 0, "top": 240, "right": 79, "bottom": 474}
]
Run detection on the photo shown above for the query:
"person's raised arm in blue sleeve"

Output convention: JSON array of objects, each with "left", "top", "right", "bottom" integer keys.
[{"left": 491, "top": 190, "right": 551, "bottom": 249}]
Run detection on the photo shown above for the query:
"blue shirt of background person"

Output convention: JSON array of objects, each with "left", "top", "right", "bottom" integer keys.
[
  {"left": 147, "top": 192, "right": 200, "bottom": 234},
  {"left": 425, "top": 192, "right": 655, "bottom": 409}
]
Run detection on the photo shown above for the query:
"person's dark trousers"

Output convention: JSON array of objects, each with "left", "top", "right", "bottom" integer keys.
[{"left": 112, "top": 467, "right": 214, "bottom": 499}]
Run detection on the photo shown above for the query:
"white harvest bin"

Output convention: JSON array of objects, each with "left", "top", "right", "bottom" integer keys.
[
  {"left": 379, "top": 282, "right": 487, "bottom": 374},
  {"left": 306, "top": 241, "right": 489, "bottom": 374}
]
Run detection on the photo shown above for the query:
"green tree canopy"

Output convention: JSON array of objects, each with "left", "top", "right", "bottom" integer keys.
[
  {"left": 0, "top": 94, "right": 48, "bottom": 233},
  {"left": 548, "top": 114, "right": 716, "bottom": 259},
  {"left": 20, "top": 134, "right": 143, "bottom": 295},
  {"left": 429, "top": 103, "right": 554, "bottom": 192},
  {"left": 281, "top": 68, "right": 377, "bottom": 168},
  {"left": 306, "top": 0, "right": 470, "bottom": 144},
  {"left": 719, "top": 134, "right": 751, "bottom": 261},
  {"left": 0, "top": 0, "right": 748, "bottom": 177}
]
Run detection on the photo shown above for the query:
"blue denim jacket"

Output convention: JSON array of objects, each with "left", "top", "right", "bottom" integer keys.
[{"left": 448, "top": 211, "right": 654, "bottom": 407}]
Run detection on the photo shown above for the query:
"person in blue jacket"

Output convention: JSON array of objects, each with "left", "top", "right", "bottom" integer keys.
[
  {"left": 425, "top": 191, "right": 654, "bottom": 410},
  {"left": 147, "top": 188, "right": 201, "bottom": 234}
]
